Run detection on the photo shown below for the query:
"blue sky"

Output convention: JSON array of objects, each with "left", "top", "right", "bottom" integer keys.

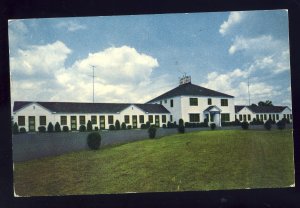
[{"left": 9, "top": 10, "right": 292, "bottom": 107}]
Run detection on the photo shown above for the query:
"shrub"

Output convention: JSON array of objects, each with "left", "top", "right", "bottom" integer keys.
[
  {"left": 87, "top": 120, "right": 93, "bottom": 131},
  {"left": 47, "top": 122, "right": 54, "bottom": 132},
  {"left": 127, "top": 125, "right": 132, "bottom": 130},
  {"left": 199, "top": 122, "right": 208, "bottom": 127},
  {"left": 141, "top": 123, "right": 147, "bottom": 129},
  {"left": 55, "top": 122, "right": 61, "bottom": 132},
  {"left": 148, "top": 125, "right": 157, "bottom": 139},
  {"left": 12, "top": 122, "right": 19, "bottom": 134},
  {"left": 20, "top": 127, "right": 26, "bottom": 133},
  {"left": 38, "top": 126, "right": 46, "bottom": 133},
  {"left": 94, "top": 126, "right": 99, "bottom": 131},
  {"left": 109, "top": 125, "right": 115, "bottom": 130},
  {"left": 241, "top": 121, "right": 249, "bottom": 130},
  {"left": 286, "top": 118, "right": 291, "bottom": 124},
  {"left": 62, "top": 126, "right": 69, "bottom": 132},
  {"left": 277, "top": 119, "right": 286, "bottom": 130},
  {"left": 87, "top": 132, "right": 101, "bottom": 150},
  {"left": 146, "top": 121, "right": 151, "bottom": 128},
  {"left": 264, "top": 119, "right": 272, "bottom": 130},
  {"left": 121, "top": 122, "right": 126, "bottom": 130},
  {"left": 79, "top": 125, "right": 86, "bottom": 132},
  {"left": 210, "top": 123, "right": 216, "bottom": 130},
  {"left": 162, "top": 124, "right": 167, "bottom": 128},
  {"left": 115, "top": 120, "right": 121, "bottom": 130},
  {"left": 178, "top": 119, "right": 185, "bottom": 133}
]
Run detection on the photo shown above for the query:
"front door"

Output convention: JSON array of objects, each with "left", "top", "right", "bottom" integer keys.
[
  {"left": 99, "top": 116, "right": 105, "bottom": 130},
  {"left": 28, "top": 116, "right": 35, "bottom": 132},
  {"left": 155, "top": 115, "right": 160, "bottom": 127},
  {"left": 132, "top": 115, "right": 137, "bottom": 129},
  {"left": 71, "top": 116, "right": 77, "bottom": 131}
]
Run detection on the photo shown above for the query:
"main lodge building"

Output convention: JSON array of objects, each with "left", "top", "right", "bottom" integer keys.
[{"left": 13, "top": 76, "right": 292, "bottom": 132}]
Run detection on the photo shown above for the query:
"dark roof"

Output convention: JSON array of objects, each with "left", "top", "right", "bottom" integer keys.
[
  {"left": 13, "top": 101, "right": 170, "bottom": 114},
  {"left": 235, "top": 105, "right": 289, "bottom": 113},
  {"left": 147, "top": 82, "right": 234, "bottom": 103}
]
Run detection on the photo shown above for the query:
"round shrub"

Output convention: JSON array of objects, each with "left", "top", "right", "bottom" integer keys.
[
  {"left": 115, "top": 120, "right": 121, "bottom": 130},
  {"left": 141, "top": 123, "right": 147, "bottom": 129},
  {"left": 210, "top": 123, "right": 216, "bottom": 130},
  {"left": 145, "top": 121, "right": 151, "bottom": 128},
  {"left": 148, "top": 125, "right": 157, "bottom": 139},
  {"left": 277, "top": 120, "right": 286, "bottom": 130},
  {"left": 20, "top": 127, "right": 26, "bottom": 133},
  {"left": 87, "top": 132, "right": 101, "bottom": 150},
  {"left": 264, "top": 120, "right": 272, "bottom": 130},
  {"left": 47, "top": 122, "right": 54, "bottom": 132},
  {"left": 38, "top": 126, "right": 46, "bottom": 133},
  {"left": 55, "top": 122, "right": 61, "bottom": 132},
  {"left": 79, "top": 125, "right": 86, "bottom": 132},
  {"left": 241, "top": 121, "right": 249, "bottom": 130},
  {"left": 94, "top": 126, "right": 99, "bottom": 131},
  {"left": 178, "top": 119, "right": 185, "bottom": 133},
  {"left": 127, "top": 125, "right": 132, "bottom": 130},
  {"left": 121, "top": 122, "right": 126, "bottom": 130},
  {"left": 62, "top": 126, "right": 69, "bottom": 132},
  {"left": 162, "top": 124, "right": 167, "bottom": 128},
  {"left": 12, "top": 122, "right": 19, "bottom": 134},
  {"left": 87, "top": 120, "right": 93, "bottom": 131},
  {"left": 109, "top": 125, "right": 115, "bottom": 130}
]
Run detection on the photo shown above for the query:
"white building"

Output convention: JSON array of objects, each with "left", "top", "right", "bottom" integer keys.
[{"left": 12, "top": 76, "right": 292, "bottom": 132}]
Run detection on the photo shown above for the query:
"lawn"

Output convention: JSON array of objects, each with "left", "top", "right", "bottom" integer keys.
[{"left": 14, "top": 129, "right": 294, "bottom": 196}]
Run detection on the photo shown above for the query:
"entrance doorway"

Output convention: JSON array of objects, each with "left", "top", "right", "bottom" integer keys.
[
  {"left": 71, "top": 116, "right": 77, "bottom": 131},
  {"left": 28, "top": 116, "right": 35, "bottom": 132}
]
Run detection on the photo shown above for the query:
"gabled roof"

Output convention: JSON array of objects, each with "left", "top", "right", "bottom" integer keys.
[
  {"left": 13, "top": 101, "right": 170, "bottom": 114},
  {"left": 235, "top": 105, "right": 290, "bottom": 114},
  {"left": 204, "top": 105, "right": 222, "bottom": 112},
  {"left": 146, "top": 82, "right": 234, "bottom": 103}
]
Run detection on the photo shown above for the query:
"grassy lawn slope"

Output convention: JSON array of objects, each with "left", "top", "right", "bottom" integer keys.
[{"left": 14, "top": 129, "right": 294, "bottom": 196}]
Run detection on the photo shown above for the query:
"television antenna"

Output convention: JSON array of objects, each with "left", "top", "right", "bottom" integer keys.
[{"left": 89, "top": 65, "right": 97, "bottom": 103}]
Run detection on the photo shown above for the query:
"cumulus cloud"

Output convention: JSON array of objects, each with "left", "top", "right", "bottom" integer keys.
[
  {"left": 56, "top": 20, "right": 87, "bottom": 32},
  {"left": 8, "top": 20, "right": 29, "bottom": 53},
  {"left": 219, "top": 11, "right": 244, "bottom": 35}
]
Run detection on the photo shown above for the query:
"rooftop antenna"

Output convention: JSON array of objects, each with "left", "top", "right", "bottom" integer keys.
[
  {"left": 89, "top": 65, "right": 97, "bottom": 103},
  {"left": 247, "top": 77, "right": 251, "bottom": 106}
]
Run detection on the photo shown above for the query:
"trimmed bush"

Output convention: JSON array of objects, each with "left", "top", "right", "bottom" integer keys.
[
  {"left": 146, "top": 121, "right": 151, "bottom": 129},
  {"left": 38, "top": 126, "right": 46, "bottom": 133},
  {"left": 47, "top": 122, "right": 54, "bottom": 132},
  {"left": 241, "top": 121, "right": 249, "bottom": 130},
  {"left": 20, "top": 127, "right": 26, "bottom": 133},
  {"left": 115, "top": 120, "right": 121, "bottom": 130},
  {"left": 109, "top": 125, "right": 115, "bottom": 130},
  {"left": 55, "top": 122, "right": 61, "bottom": 132},
  {"left": 210, "top": 123, "right": 216, "bottom": 130},
  {"left": 148, "top": 125, "right": 157, "bottom": 139},
  {"left": 141, "top": 123, "right": 147, "bottom": 129},
  {"left": 13, "top": 122, "right": 19, "bottom": 134},
  {"left": 87, "top": 132, "right": 101, "bottom": 150},
  {"left": 79, "top": 125, "right": 86, "bottom": 132},
  {"left": 94, "top": 126, "right": 99, "bottom": 131},
  {"left": 87, "top": 120, "right": 93, "bottom": 131},
  {"left": 162, "top": 124, "right": 167, "bottom": 128},
  {"left": 264, "top": 119, "right": 272, "bottom": 130},
  {"left": 127, "top": 125, "right": 132, "bottom": 130},
  {"left": 178, "top": 119, "right": 185, "bottom": 133},
  {"left": 199, "top": 122, "right": 209, "bottom": 127},
  {"left": 121, "top": 122, "right": 126, "bottom": 130},
  {"left": 62, "top": 126, "right": 69, "bottom": 132},
  {"left": 277, "top": 119, "right": 286, "bottom": 130}
]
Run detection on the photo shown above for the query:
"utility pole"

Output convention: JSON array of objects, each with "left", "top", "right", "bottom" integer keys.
[
  {"left": 247, "top": 77, "right": 251, "bottom": 106},
  {"left": 89, "top": 65, "right": 96, "bottom": 103}
]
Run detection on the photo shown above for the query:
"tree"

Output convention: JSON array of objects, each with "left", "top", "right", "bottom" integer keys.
[
  {"left": 55, "top": 122, "right": 61, "bottom": 132},
  {"left": 115, "top": 120, "right": 121, "bottom": 130},
  {"left": 47, "top": 122, "right": 54, "bottom": 132},
  {"left": 258, "top": 100, "right": 273, "bottom": 107},
  {"left": 12, "top": 122, "right": 19, "bottom": 134},
  {"left": 87, "top": 120, "right": 93, "bottom": 131},
  {"left": 178, "top": 119, "right": 185, "bottom": 133}
]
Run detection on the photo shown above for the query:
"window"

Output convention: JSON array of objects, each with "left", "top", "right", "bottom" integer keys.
[
  {"left": 221, "top": 99, "right": 228, "bottom": 106},
  {"left": 276, "top": 114, "right": 279, "bottom": 120},
  {"left": 208, "top": 98, "right": 212, "bottom": 105},
  {"left": 264, "top": 114, "right": 267, "bottom": 120},
  {"left": 108, "top": 115, "right": 114, "bottom": 124},
  {"left": 256, "top": 115, "right": 259, "bottom": 120},
  {"left": 239, "top": 115, "right": 242, "bottom": 121},
  {"left": 18, "top": 116, "right": 25, "bottom": 126},
  {"left": 124, "top": 115, "right": 130, "bottom": 124},
  {"left": 139, "top": 115, "right": 144, "bottom": 124},
  {"left": 243, "top": 114, "right": 246, "bottom": 121},
  {"left": 99, "top": 116, "right": 105, "bottom": 129},
  {"left": 170, "top": 99, "right": 173, "bottom": 107},
  {"left": 164, "top": 100, "right": 167, "bottom": 104},
  {"left": 221, "top": 113, "right": 230, "bottom": 122},
  {"left": 91, "top": 115, "right": 97, "bottom": 124},
  {"left": 79, "top": 116, "right": 85, "bottom": 125},
  {"left": 170, "top": 115, "right": 173, "bottom": 122},
  {"left": 269, "top": 114, "right": 271, "bottom": 119},
  {"left": 189, "top": 98, "right": 198, "bottom": 106},
  {"left": 148, "top": 115, "right": 153, "bottom": 123},
  {"left": 272, "top": 114, "right": 275, "bottom": 121},
  {"left": 61, "top": 116, "right": 67, "bottom": 125},
  {"left": 248, "top": 114, "right": 251, "bottom": 121},
  {"left": 260, "top": 114, "right": 263, "bottom": 121},
  {"left": 189, "top": 114, "right": 200, "bottom": 122},
  {"left": 155, "top": 115, "right": 160, "bottom": 127},
  {"left": 39, "top": 116, "right": 46, "bottom": 125},
  {"left": 162, "top": 115, "right": 166, "bottom": 123},
  {"left": 283, "top": 114, "right": 286, "bottom": 119}
]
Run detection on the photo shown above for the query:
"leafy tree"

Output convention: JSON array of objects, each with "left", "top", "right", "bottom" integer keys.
[
  {"left": 87, "top": 132, "right": 101, "bottom": 150},
  {"left": 115, "top": 120, "right": 121, "bottom": 130},
  {"left": 264, "top": 119, "right": 272, "bottom": 130},
  {"left": 47, "top": 122, "right": 54, "bottom": 132},
  {"left": 87, "top": 120, "right": 93, "bottom": 131},
  {"left": 121, "top": 122, "right": 126, "bottom": 130},
  {"left": 178, "top": 118, "right": 185, "bottom": 133},
  {"left": 55, "top": 122, "right": 61, "bottom": 132},
  {"left": 12, "top": 122, "right": 19, "bottom": 134},
  {"left": 258, "top": 100, "right": 273, "bottom": 106},
  {"left": 148, "top": 125, "right": 157, "bottom": 139}
]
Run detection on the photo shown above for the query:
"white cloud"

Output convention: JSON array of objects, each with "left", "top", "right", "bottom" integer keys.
[
  {"left": 219, "top": 11, "right": 244, "bottom": 35},
  {"left": 56, "top": 21, "right": 87, "bottom": 32},
  {"left": 8, "top": 20, "right": 29, "bottom": 52}
]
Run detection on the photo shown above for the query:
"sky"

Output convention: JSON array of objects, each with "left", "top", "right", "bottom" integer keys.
[{"left": 8, "top": 10, "right": 292, "bottom": 108}]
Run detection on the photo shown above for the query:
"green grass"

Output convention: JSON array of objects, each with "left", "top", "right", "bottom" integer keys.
[{"left": 14, "top": 129, "right": 294, "bottom": 196}]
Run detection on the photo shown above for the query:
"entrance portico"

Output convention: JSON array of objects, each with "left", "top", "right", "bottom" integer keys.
[{"left": 204, "top": 106, "right": 222, "bottom": 127}]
